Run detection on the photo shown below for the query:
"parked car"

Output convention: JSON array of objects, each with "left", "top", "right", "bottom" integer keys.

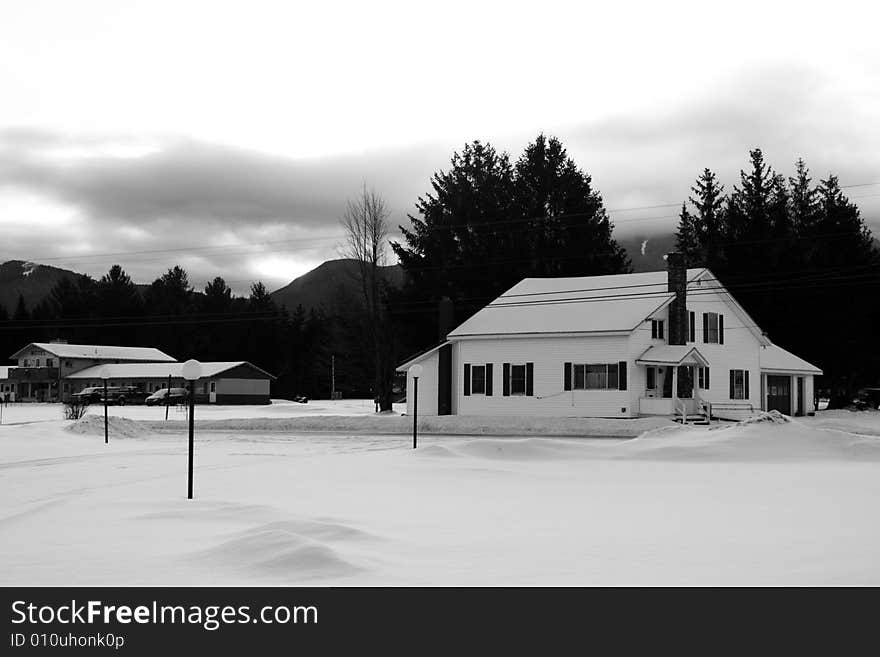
[
  {"left": 72, "top": 386, "right": 147, "bottom": 405},
  {"left": 145, "top": 387, "right": 189, "bottom": 406},
  {"left": 72, "top": 387, "right": 104, "bottom": 404}
]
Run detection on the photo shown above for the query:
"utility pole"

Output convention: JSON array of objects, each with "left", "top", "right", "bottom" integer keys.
[
  {"left": 165, "top": 373, "right": 171, "bottom": 421},
  {"left": 331, "top": 354, "right": 335, "bottom": 399}
]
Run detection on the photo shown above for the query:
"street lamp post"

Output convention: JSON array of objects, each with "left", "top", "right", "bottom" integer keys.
[
  {"left": 98, "top": 366, "right": 110, "bottom": 444},
  {"left": 409, "top": 364, "right": 423, "bottom": 449},
  {"left": 181, "top": 359, "right": 202, "bottom": 500}
]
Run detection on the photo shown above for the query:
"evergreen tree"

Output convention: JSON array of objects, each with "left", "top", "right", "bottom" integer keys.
[
  {"left": 674, "top": 169, "right": 726, "bottom": 268},
  {"left": 392, "top": 135, "right": 630, "bottom": 353},
  {"left": 513, "top": 134, "right": 629, "bottom": 278}
]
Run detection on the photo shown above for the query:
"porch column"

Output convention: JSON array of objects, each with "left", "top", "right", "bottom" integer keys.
[{"left": 671, "top": 366, "right": 678, "bottom": 400}]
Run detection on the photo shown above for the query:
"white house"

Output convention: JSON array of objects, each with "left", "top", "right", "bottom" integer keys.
[{"left": 397, "top": 254, "right": 822, "bottom": 420}]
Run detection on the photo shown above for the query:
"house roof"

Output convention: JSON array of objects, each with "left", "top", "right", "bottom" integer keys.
[
  {"left": 66, "top": 361, "right": 276, "bottom": 380},
  {"left": 448, "top": 269, "right": 709, "bottom": 338},
  {"left": 760, "top": 344, "right": 823, "bottom": 374},
  {"left": 10, "top": 343, "right": 175, "bottom": 362},
  {"left": 397, "top": 341, "right": 450, "bottom": 371},
  {"left": 636, "top": 345, "right": 710, "bottom": 367}
]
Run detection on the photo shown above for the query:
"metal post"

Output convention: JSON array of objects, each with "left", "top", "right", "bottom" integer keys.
[
  {"left": 165, "top": 374, "right": 171, "bottom": 421},
  {"left": 103, "top": 379, "right": 108, "bottom": 444},
  {"left": 187, "top": 384, "right": 195, "bottom": 499},
  {"left": 412, "top": 376, "right": 418, "bottom": 449},
  {"left": 331, "top": 354, "right": 335, "bottom": 399}
]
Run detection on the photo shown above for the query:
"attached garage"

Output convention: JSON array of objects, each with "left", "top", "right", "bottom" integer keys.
[{"left": 759, "top": 344, "right": 822, "bottom": 416}]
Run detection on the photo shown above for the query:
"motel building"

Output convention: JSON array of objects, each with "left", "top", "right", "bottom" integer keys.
[
  {"left": 397, "top": 253, "right": 822, "bottom": 422},
  {"left": 1, "top": 342, "right": 274, "bottom": 405}
]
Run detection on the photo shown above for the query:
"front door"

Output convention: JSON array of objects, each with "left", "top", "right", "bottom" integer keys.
[
  {"left": 209, "top": 381, "right": 217, "bottom": 404},
  {"left": 677, "top": 365, "right": 694, "bottom": 399},
  {"left": 767, "top": 375, "right": 792, "bottom": 414}
]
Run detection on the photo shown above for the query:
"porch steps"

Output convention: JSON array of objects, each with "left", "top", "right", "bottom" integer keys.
[{"left": 674, "top": 413, "right": 710, "bottom": 425}]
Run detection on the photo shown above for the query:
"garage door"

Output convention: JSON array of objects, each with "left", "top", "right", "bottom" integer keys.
[{"left": 767, "top": 375, "right": 791, "bottom": 415}]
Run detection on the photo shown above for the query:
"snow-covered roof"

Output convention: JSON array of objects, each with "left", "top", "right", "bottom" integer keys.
[
  {"left": 66, "top": 362, "right": 275, "bottom": 380},
  {"left": 397, "top": 341, "right": 450, "bottom": 371},
  {"left": 448, "top": 269, "right": 709, "bottom": 338},
  {"left": 11, "top": 343, "right": 175, "bottom": 362},
  {"left": 760, "top": 344, "right": 822, "bottom": 374},
  {"left": 636, "top": 345, "right": 709, "bottom": 366}
]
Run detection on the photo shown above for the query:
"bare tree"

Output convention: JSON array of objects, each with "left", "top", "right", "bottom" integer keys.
[{"left": 341, "top": 185, "right": 395, "bottom": 411}]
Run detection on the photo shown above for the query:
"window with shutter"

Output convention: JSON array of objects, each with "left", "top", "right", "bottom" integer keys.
[
  {"left": 510, "top": 364, "right": 526, "bottom": 395},
  {"left": 471, "top": 365, "right": 486, "bottom": 395},
  {"left": 525, "top": 363, "right": 534, "bottom": 396},
  {"left": 618, "top": 361, "right": 627, "bottom": 390},
  {"left": 564, "top": 362, "right": 572, "bottom": 391},
  {"left": 485, "top": 364, "right": 493, "bottom": 396},
  {"left": 719, "top": 314, "right": 724, "bottom": 344},
  {"left": 502, "top": 363, "right": 510, "bottom": 396},
  {"left": 463, "top": 364, "right": 471, "bottom": 396},
  {"left": 689, "top": 311, "right": 696, "bottom": 342}
]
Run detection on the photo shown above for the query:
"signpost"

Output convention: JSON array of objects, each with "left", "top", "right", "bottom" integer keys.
[
  {"left": 99, "top": 366, "right": 110, "bottom": 444},
  {"left": 181, "top": 359, "right": 202, "bottom": 499},
  {"left": 165, "top": 373, "right": 172, "bottom": 421},
  {"left": 409, "top": 364, "right": 422, "bottom": 449}
]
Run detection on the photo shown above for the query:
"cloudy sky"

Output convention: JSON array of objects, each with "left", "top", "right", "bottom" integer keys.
[{"left": 1, "top": 0, "right": 878, "bottom": 293}]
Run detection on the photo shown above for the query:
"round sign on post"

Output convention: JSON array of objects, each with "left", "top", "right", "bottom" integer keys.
[
  {"left": 181, "top": 359, "right": 203, "bottom": 381},
  {"left": 409, "top": 364, "right": 423, "bottom": 449},
  {"left": 182, "top": 359, "right": 202, "bottom": 500},
  {"left": 98, "top": 366, "right": 110, "bottom": 444}
]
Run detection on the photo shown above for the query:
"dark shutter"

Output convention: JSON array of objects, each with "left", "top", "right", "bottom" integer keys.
[
  {"left": 689, "top": 311, "right": 695, "bottom": 342},
  {"left": 706, "top": 367, "right": 710, "bottom": 389},
  {"left": 719, "top": 314, "right": 724, "bottom": 344},
  {"left": 618, "top": 361, "right": 627, "bottom": 390},
  {"left": 703, "top": 313, "right": 709, "bottom": 343},
  {"left": 502, "top": 363, "right": 510, "bottom": 396},
  {"left": 659, "top": 321, "right": 664, "bottom": 339},
  {"left": 729, "top": 370, "right": 735, "bottom": 399},
  {"left": 525, "top": 362, "right": 534, "bottom": 396},
  {"left": 744, "top": 370, "right": 749, "bottom": 399},
  {"left": 651, "top": 321, "right": 657, "bottom": 339},
  {"left": 463, "top": 364, "right": 471, "bottom": 396},
  {"left": 564, "top": 362, "right": 572, "bottom": 391},
  {"left": 485, "top": 363, "right": 493, "bottom": 396}
]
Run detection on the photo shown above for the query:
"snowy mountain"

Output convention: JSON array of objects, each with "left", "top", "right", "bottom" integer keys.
[
  {"left": 0, "top": 260, "right": 85, "bottom": 314},
  {"left": 270, "top": 258, "right": 405, "bottom": 313}
]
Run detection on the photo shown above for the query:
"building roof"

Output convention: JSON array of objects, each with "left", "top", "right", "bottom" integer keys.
[
  {"left": 448, "top": 269, "right": 709, "bottom": 338},
  {"left": 10, "top": 343, "right": 175, "bottom": 362},
  {"left": 760, "top": 344, "right": 823, "bottom": 374},
  {"left": 636, "top": 345, "right": 710, "bottom": 367},
  {"left": 397, "top": 341, "right": 451, "bottom": 371},
  {"left": 66, "top": 361, "right": 276, "bottom": 380}
]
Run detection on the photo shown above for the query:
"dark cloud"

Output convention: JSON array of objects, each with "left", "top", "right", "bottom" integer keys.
[{"left": 0, "top": 64, "right": 877, "bottom": 291}]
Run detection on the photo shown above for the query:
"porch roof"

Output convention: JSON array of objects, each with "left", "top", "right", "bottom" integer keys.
[{"left": 636, "top": 345, "right": 709, "bottom": 367}]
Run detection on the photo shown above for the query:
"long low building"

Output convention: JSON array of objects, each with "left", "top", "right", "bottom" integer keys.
[
  {"left": 66, "top": 361, "right": 276, "bottom": 405},
  {"left": 5, "top": 342, "right": 275, "bottom": 404}
]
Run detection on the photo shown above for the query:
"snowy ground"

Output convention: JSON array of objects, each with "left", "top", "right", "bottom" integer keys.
[{"left": 2, "top": 403, "right": 880, "bottom": 585}]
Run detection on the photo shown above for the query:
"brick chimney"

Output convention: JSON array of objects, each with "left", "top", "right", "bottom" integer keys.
[
  {"left": 666, "top": 252, "right": 687, "bottom": 346},
  {"left": 437, "top": 296, "right": 455, "bottom": 342}
]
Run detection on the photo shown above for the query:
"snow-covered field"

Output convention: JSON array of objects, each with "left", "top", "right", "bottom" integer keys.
[{"left": 2, "top": 403, "right": 880, "bottom": 586}]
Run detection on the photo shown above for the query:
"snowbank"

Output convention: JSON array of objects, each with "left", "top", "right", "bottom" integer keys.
[
  {"left": 67, "top": 414, "right": 152, "bottom": 439},
  {"left": 144, "top": 414, "right": 674, "bottom": 438},
  {"left": 618, "top": 417, "right": 880, "bottom": 462}
]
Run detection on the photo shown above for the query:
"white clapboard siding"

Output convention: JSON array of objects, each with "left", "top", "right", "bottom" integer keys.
[
  {"left": 406, "top": 350, "right": 440, "bottom": 416},
  {"left": 454, "top": 335, "right": 634, "bottom": 417}
]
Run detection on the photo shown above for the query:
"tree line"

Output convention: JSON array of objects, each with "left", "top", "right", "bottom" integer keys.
[{"left": 0, "top": 267, "right": 339, "bottom": 399}]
